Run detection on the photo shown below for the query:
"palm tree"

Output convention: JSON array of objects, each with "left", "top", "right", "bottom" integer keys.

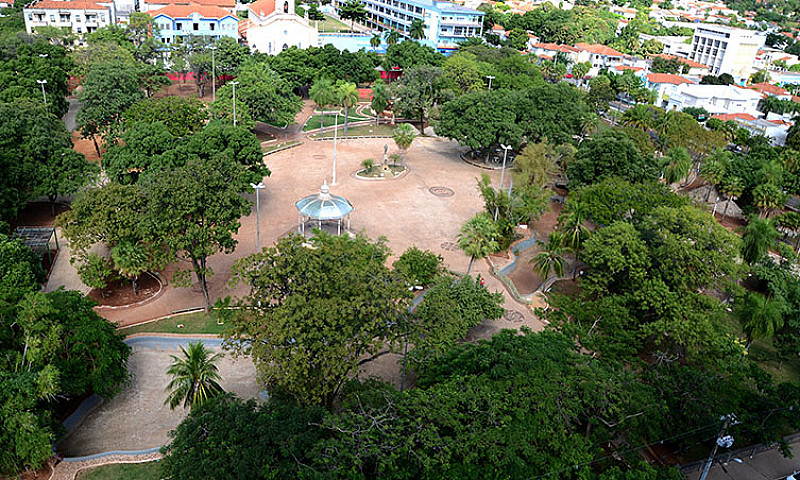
[
  {"left": 737, "top": 292, "right": 785, "bottom": 350},
  {"left": 777, "top": 211, "right": 800, "bottom": 250},
  {"left": 559, "top": 202, "right": 590, "bottom": 279},
  {"left": 578, "top": 114, "right": 600, "bottom": 144},
  {"left": 391, "top": 123, "right": 416, "bottom": 165},
  {"left": 752, "top": 182, "right": 786, "bottom": 218},
  {"left": 457, "top": 213, "right": 500, "bottom": 275},
  {"left": 165, "top": 342, "right": 224, "bottom": 410},
  {"left": 370, "top": 32, "right": 382, "bottom": 51},
  {"left": 663, "top": 147, "right": 692, "bottom": 186},
  {"left": 758, "top": 95, "right": 786, "bottom": 119},
  {"left": 719, "top": 176, "right": 743, "bottom": 221},
  {"left": 741, "top": 216, "right": 779, "bottom": 265},
  {"left": 336, "top": 81, "right": 359, "bottom": 135},
  {"left": 409, "top": 19, "right": 426, "bottom": 40},
  {"left": 531, "top": 231, "right": 572, "bottom": 281},
  {"left": 385, "top": 29, "right": 400, "bottom": 46},
  {"left": 698, "top": 155, "right": 727, "bottom": 201},
  {"left": 309, "top": 78, "right": 335, "bottom": 134},
  {"left": 621, "top": 104, "right": 655, "bottom": 131},
  {"left": 111, "top": 241, "right": 149, "bottom": 295}
]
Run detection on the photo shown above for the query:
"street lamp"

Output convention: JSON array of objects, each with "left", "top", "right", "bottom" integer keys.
[
  {"left": 38, "top": 53, "right": 48, "bottom": 59},
  {"left": 494, "top": 144, "right": 512, "bottom": 222},
  {"left": 332, "top": 110, "right": 339, "bottom": 185},
  {"left": 250, "top": 182, "right": 265, "bottom": 251},
  {"left": 36, "top": 79, "right": 47, "bottom": 105},
  {"left": 486, "top": 75, "right": 495, "bottom": 91},
  {"left": 230, "top": 81, "right": 239, "bottom": 126},
  {"left": 209, "top": 44, "right": 216, "bottom": 102}
]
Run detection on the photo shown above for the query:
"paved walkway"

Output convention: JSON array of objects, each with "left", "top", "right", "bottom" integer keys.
[{"left": 683, "top": 437, "right": 800, "bottom": 480}]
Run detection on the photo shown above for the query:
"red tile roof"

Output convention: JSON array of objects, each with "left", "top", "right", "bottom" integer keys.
[
  {"left": 538, "top": 54, "right": 553, "bottom": 60},
  {"left": 575, "top": 43, "right": 624, "bottom": 57},
  {"left": 249, "top": 0, "right": 275, "bottom": 16},
  {"left": 532, "top": 42, "right": 579, "bottom": 53},
  {"left": 746, "top": 82, "right": 790, "bottom": 97},
  {"left": 29, "top": 0, "right": 105, "bottom": 10},
  {"left": 646, "top": 73, "right": 693, "bottom": 85},
  {"left": 614, "top": 65, "right": 643, "bottom": 71},
  {"left": 711, "top": 113, "right": 757, "bottom": 122},
  {"left": 651, "top": 53, "right": 709, "bottom": 70},
  {"left": 148, "top": 4, "right": 235, "bottom": 18}
]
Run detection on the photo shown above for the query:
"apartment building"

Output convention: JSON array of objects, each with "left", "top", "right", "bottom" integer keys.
[
  {"left": 333, "top": 0, "right": 483, "bottom": 49},
  {"left": 148, "top": 4, "right": 239, "bottom": 44},
  {"left": 24, "top": 0, "right": 115, "bottom": 35},
  {"left": 687, "top": 24, "right": 765, "bottom": 83}
]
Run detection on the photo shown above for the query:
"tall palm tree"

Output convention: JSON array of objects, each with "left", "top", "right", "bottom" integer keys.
[
  {"left": 370, "top": 32, "right": 382, "bottom": 52},
  {"left": 621, "top": 104, "right": 655, "bottom": 131},
  {"left": 752, "top": 182, "right": 786, "bottom": 218},
  {"left": 777, "top": 211, "right": 800, "bottom": 251},
  {"left": 663, "top": 147, "right": 692, "bottom": 186},
  {"left": 559, "top": 202, "right": 590, "bottom": 279},
  {"left": 531, "top": 231, "right": 572, "bottom": 281},
  {"left": 720, "top": 176, "right": 743, "bottom": 221},
  {"left": 391, "top": 123, "right": 416, "bottom": 165},
  {"left": 698, "top": 154, "right": 727, "bottom": 201},
  {"left": 309, "top": 78, "right": 335, "bottom": 134},
  {"left": 336, "top": 81, "right": 359, "bottom": 135},
  {"left": 737, "top": 292, "right": 785, "bottom": 350},
  {"left": 409, "top": 19, "right": 426, "bottom": 40},
  {"left": 457, "top": 213, "right": 500, "bottom": 275},
  {"left": 741, "top": 216, "right": 779, "bottom": 265},
  {"left": 165, "top": 342, "right": 224, "bottom": 410},
  {"left": 385, "top": 29, "right": 400, "bottom": 46}
]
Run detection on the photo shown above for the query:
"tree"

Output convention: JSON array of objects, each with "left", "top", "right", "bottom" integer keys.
[
  {"left": 758, "top": 94, "right": 786, "bottom": 118},
  {"left": 77, "top": 60, "right": 142, "bottom": 157},
  {"left": 571, "top": 61, "right": 591, "bottom": 83},
  {"left": 752, "top": 182, "right": 786, "bottom": 218},
  {"left": 0, "top": 233, "right": 45, "bottom": 319},
  {"left": 513, "top": 139, "right": 570, "bottom": 188},
  {"left": 338, "top": 0, "right": 367, "bottom": 29},
  {"left": 567, "top": 130, "right": 659, "bottom": 187},
  {"left": 457, "top": 213, "right": 501, "bottom": 274},
  {"left": 371, "top": 81, "right": 389, "bottom": 125},
  {"left": 737, "top": 292, "right": 786, "bottom": 349},
  {"left": 137, "top": 62, "right": 171, "bottom": 98},
  {"left": 307, "top": 3, "right": 325, "bottom": 20},
  {"left": 532, "top": 231, "right": 572, "bottom": 280},
  {"left": 165, "top": 342, "right": 224, "bottom": 410},
  {"left": 442, "top": 53, "right": 484, "bottom": 94},
  {"left": 391, "top": 122, "right": 416, "bottom": 165},
  {"left": 622, "top": 104, "right": 656, "bottom": 131},
  {"left": 370, "top": 32, "right": 382, "bottom": 51},
  {"left": 437, "top": 90, "right": 523, "bottom": 158},
  {"left": 392, "top": 246, "right": 443, "bottom": 287},
  {"left": 698, "top": 150, "right": 729, "bottom": 201},
  {"left": 309, "top": 77, "right": 336, "bottom": 134},
  {"left": 37, "top": 148, "right": 98, "bottom": 216},
  {"left": 559, "top": 201, "right": 590, "bottom": 278},
  {"left": 226, "top": 233, "right": 410, "bottom": 407},
  {"left": 335, "top": 80, "right": 359, "bottom": 135},
  {"left": 143, "top": 155, "right": 252, "bottom": 311},
  {"left": 385, "top": 29, "right": 401, "bottom": 46},
  {"left": 741, "top": 217, "right": 779, "bottom": 265},
  {"left": 409, "top": 18, "right": 426, "bottom": 40},
  {"left": 124, "top": 96, "right": 208, "bottom": 137},
  {"left": 663, "top": 147, "right": 693, "bottom": 185},
  {"left": 720, "top": 176, "right": 744, "bottom": 221},
  {"left": 215, "top": 61, "right": 302, "bottom": 126},
  {"left": 391, "top": 64, "right": 450, "bottom": 131},
  {"left": 383, "top": 39, "right": 443, "bottom": 70}
]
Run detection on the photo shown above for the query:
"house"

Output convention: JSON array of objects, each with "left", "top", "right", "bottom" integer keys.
[
  {"left": 650, "top": 53, "right": 711, "bottom": 76},
  {"left": 529, "top": 42, "right": 580, "bottom": 63},
  {"left": 666, "top": 83, "right": 763, "bottom": 116},
  {"left": 574, "top": 43, "right": 625, "bottom": 75},
  {"left": 745, "top": 82, "right": 792, "bottom": 100},
  {"left": 148, "top": 4, "right": 239, "bottom": 45},
  {"left": 24, "top": 0, "right": 116, "bottom": 36},
  {"left": 645, "top": 72, "right": 694, "bottom": 105},
  {"left": 711, "top": 112, "right": 790, "bottom": 145},
  {"left": 243, "top": 0, "right": 318, "bottom": 54}
]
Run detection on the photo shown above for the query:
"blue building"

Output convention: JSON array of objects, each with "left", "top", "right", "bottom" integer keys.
[
  {"left": 148, "top": 4, "right": 239, "bottom": 44},
  {"left": 332, "top": 0, "right": 483, "bottom": 51}
]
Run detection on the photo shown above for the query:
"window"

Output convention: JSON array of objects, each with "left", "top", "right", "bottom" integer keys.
[
  {"left": 193, "top": 23, "right": 198, "bottom": 30},
  {"left": 210, "top": 23, "right": 215, "bottom": 30},
  {"left": 27, "top": 13, "right": 31, "bottom": 19},
  {"left": 99, "top": 13, "right": 105, "bottom": 21},
  {"left": 176, "top": 22, "right": 182, "bottom": 30},
  {"left": 59, "top": 13, "right": 69, "bottom": 22},
  {"left": 75, "top": 15, "right": 81, "bottom": 22},
  {"left": 283, "top": 1, "right": 288, "bottom": 12},
  {"left": 77, "top": 27, "right": 81, "bottom": 32},
  {"left": 50, "top": 14, "right": 55, "bottom": 21}
]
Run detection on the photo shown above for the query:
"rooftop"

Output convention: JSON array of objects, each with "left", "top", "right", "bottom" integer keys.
[
  {"left": 646, "top": 73, "right": 694, "bottom": 85},
  {"left": 651, "top": 53, "right": 709, "bottom": 69},
  {"left": 745, "top": 82, "right": 790, "bottom": 97},
  {"left": 27, "top": 0, "right": 107, "bottom": 10},
  {"left": 677, "top": 83, "right": 763, "bottom": 100},
  {"left": 148, "top": 3, "right": 236, "bottom": 18},
  {"left": 574, "top": 43, "right": 624, "bottom": 57},
  {"left": 711, "top": 113, "right": 757, "bottom": 122}
]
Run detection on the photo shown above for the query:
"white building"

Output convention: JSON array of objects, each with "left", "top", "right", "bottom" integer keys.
[
  {"left": 687, "top": 24, "right": 765, "bottom": 83},
  {"left": 24, "top": 0, "right": 116, "bottom": 35},
  {"left": 149, "top": 5, "right": 239, "bottom": 45},
  {"left": 665, "top": 83, "right": 763, "bottom": 116},
  {"left": 645, "top": 72, "right": 695, "bottom": 106},
  {"left": 711, "top": 113, "right": 790, "bottom": 146},
  {"left": 574, "top": 43, "right": 625, "bottom": 75},
  {"left": 242, "top": 0, "right": 318, "bottom": 55}
]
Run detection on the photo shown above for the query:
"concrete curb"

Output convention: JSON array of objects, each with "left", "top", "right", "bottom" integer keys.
[
  {"left": 351, "top": 165, "right": 410, "bottom": 181},
  {"left": 63, "top": 447, "right": 161, "bottom": 463},
  {"left": 262, "top": 141, "right": 302, "bottom": 156},
  {"left": 93, "top": 273, "right": 165, "bottom": 311}
]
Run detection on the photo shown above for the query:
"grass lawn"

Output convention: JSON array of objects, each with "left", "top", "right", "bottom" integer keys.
[
  {"left": 77, "top": 462, "right": 162, "bottom": 480},
  {"left": 119, "top": 312, "right": 231, "bottom": 337},
  {"left": 263, "top": 140, "right": 301, "bottom": 153},
  {"left": 311, "top": 124, "right": 397, "bottom": 138},
  {"left": 303, "top": 114, "right": 371, "bottom": 131},
  {"left": 317, "top": 14, "right": 352, "bottom": 33}
]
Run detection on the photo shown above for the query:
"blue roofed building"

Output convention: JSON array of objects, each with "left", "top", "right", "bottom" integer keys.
[{"left": 332, "top": 0, "right": 483, "bottom": 51}]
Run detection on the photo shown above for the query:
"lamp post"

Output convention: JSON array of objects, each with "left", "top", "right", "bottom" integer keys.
[
  {"left": 486, "top": 75, "right": 495, "bottom": 91},
  {"left": 332, "top": 110, "right": 339, "bottom": 185},
  {"left": 494, "top": 144, "right": 512, "bottom": 222},
  {"left": 209, "top": 44, "right": 216, "bottom": 102},
  {"left": 250, "top": 182, "right": 265, "bottom": 252},
  {"left": 36, "top": 79, "right": 47, "bottom": 105},
  {"left": 230, "top": 81, "right": 239, "bottom": 126}
]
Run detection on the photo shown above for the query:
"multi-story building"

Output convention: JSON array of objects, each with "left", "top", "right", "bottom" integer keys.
[
  {"left": 24, "top": 0, "right": 116, "bottom": 36},
  {"left": 665, "top": 83, "right": 763, "bottom": 116},
  {"left": 333, "top": 0, "right": 483, "bottom": 50},
  {"left": 687, "top": 24, "right": 765, "bottom": 83},
  {"left": 148, "top": 4, "right": 239, "bottom": 44},
  {"left": 574, "top": 43, "right": 625, "bottom": 75}
]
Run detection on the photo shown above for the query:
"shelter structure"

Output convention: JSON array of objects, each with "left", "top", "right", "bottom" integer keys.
[
  {"left": 295, "top": 181, "right": 353, "bottom": 236},
  {"left": 14, "top": 226, "right": 58, "bottom": 264}
]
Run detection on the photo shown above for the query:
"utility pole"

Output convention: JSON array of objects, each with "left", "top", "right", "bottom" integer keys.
[
  {"left": 332, "top": 111, "right": 339, "bottom": 185},
  {"left": 494, "top": 144, "right": 512, "bottom": 222},
  {"left": 699, "top": 414, "right": 736, "bottom": 480}
]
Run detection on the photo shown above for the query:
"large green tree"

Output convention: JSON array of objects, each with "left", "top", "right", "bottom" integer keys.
[
  {"left": 391, "top": 64, "right": 451, "bottom": 131},
  {"left": 215, "top": 61, "right": 302, "bottom": 126}
]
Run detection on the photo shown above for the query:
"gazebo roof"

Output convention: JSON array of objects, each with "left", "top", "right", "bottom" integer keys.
[{"left": 295, "top": 181, "right": 353, "bottom": 221}]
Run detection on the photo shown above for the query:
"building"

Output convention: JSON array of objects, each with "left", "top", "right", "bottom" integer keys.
[
  {"left": 333, "top": 0, "right": 484, "bottom": 50},
  {"left": 141, "top": 0, "right": 235, "bottom": 14},
  {"left": 148, "top": 4, "right": 239, "bottom": 44},
  {"left": 650, "top": 53, "right": 711, "bottom": 76},
  {"left": 645, "top": 72, "right": 694, "bottom": 105},
  {"left": 639, "top": 34, "right": 693, "bottom": 57},
  {"left": 711, "top": 112, "right": 790, "bottom": 145},
  {"left": 574, "top": 43, "right": 625, "bottom": 74},
  {"left": 687, "top": 24, "right": 765, "bottom": 83},
  {"left": 745, "top": 82, "right": 792, "bottom": 100},
  {"left": 24, "top": 0, "right": 116, "bottom": 35},
  {"left": 665, "top": 83, "right": 763, "bottom": 116},
  {"left": 242, "top": 0, "right": 318, "bottom": 54}
]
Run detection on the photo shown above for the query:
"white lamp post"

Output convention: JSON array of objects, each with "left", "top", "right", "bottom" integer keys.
[
  {"left": 486, "top": 75, "right": 495, "bottom": 91},
  {"left": 332, "top": 110, "right": 339, "bottom": 185},
  {"left": 494, "top": 144, "right": 512, "bottom": 222},
  {"left": 36, "top": 79, "right": 47, "bottom": 105},
  {"left": 230, "top": 81, "right": 239, "bottom": 126},
  {"left": 250, "top": 182, "right": 265, "bottom": 251}
]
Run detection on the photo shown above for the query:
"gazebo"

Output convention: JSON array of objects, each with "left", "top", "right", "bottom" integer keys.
[
  {"left": 13, "top": 226, "right": 58, "bottom": 265},
  {"left": 295, "top": 181, "right": 354, "bottom": 236}
]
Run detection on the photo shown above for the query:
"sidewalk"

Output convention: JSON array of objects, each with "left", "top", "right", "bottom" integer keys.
[{"left": 683, "top": 438, "right": 800, "bottom": 480}]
